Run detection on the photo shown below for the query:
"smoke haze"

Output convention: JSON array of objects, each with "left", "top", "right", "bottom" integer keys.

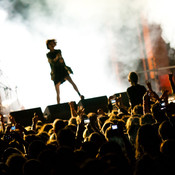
[{"left": 0, "top": 0, "right": 174, "bottom": 110}]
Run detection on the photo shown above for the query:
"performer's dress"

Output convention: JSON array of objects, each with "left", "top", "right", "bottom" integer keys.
[{"left": 46, "top": 49, "right": 73, "bottom": 85}]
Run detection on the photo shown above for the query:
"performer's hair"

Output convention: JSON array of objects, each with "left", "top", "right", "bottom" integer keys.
[{"left": 46, "top": 39, "right": 57, "bottom": 49}]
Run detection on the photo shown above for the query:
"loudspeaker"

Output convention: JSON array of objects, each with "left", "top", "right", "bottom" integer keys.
[
  {"left": 78, "top": 96, "right": 108, "bottom": 114},
  {"left": 44, "top": 102, "right": 76, "bottom": 123},
  {"left": 10, "top": 107, "right": 44, "bottom": 127},
  {"left": 114, "top": 92, "right": 130, "bottom": 108}
]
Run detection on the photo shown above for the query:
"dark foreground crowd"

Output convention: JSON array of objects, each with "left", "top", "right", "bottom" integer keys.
[{"left": 0, "top": 72, "right": 175, "bottom": 175}]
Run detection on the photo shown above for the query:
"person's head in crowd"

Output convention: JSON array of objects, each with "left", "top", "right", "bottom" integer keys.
[
  {"left": 56, "top": 128, "right": 75, "bottom": 149},
  {"left": 38, "top": 123, "right": 53, "bottom": 134},
  {"left": 52, "top": 119, "right": 66, "bottom": 134},
  {"left": 126, "top": 116, "right": 140, "bottom": 131},
  {"left": 87, "top": 112, "right": 98, "bottom": 125},
  {"left": 82, "top": 114, "right": 93, "bottom": 141},
  {"left": 37, "top": 131, "right": 49, "bottom": 144},
  {"left": 8, "top": 139, "right": 25, "bottom": 154},
  {"left": 36, "top": 120, "right": 43, "bottom": 126},
  {"left": 80, "top": 141, "right": 98, "bottom": 159},
  {"left": 6, "top": 153, "right": 26, "bottom": 175},
  {"left": 3, "top": 147, "right": 24, "bottom": 164},
  {"left": 35, "top": 120, "right": 43, "bottom": 132},
  {"left": 140, "top": 113, "right": 156, "bottom": 126},
  {"left": 158, "top": 120, "right": 175, "bottom": 141},
  {"left": 97, "top": 108, "right": 106, "bottom": 115},
  {"left": 24, "top": 134, "right": 41, "bottom": 153},
  {"left": 97, "top": 141, "right": 123, "bottom": 158},
  {"left": 132, "top": 105, "right": 143, "bottom": 116},
  {"left": 83, "top": 113, "right": 100, "bottom": 140},
  {"left": 121, "top": 106, "right": 130, "bottom": 114},
  {"left": 101, "top": 120, "right": 114, "bottom": 135},
  {"left": 27, "top": 140, "right": 47, "bottom": 159},
  {"left": 105, "top": 125, "right": 120, "bottom": 140},
  {"left": 126, "top": 116, "right": 140, "bottom": 145},
  {"left": 97, "top": 115, "right": 109, "bottom": 131},
  {"left": 104, "top": 125, "right": 125, "bottom": 150},
  {"left": 128, "top": 72, "right": 138, "bottom": 85},
  {"left": 135, "top": 124, "right": 161, "bottom": 159},
  {"left": 88, "top": 132, "right": 106, "bottom": 149},
  {"left": 151, "top": 103, "right": 168, "bottom": 124},
  {"left": 64, "top": 124, "right": 77, "bottom": 135},
  {"left": 23, "top": 159, "right": 42, "bottom": 175},
  {"left": 76, "top": 114, "right": 88, "bottom": 125},
  {"left": 116, "top": 119, "right": 126, "bottom": 132},
  {"left": 46, "top": 140, "right": 58, "bottom": 152},
  {"left": 104, "top": 123, "right": 127, "bottom": 154}
]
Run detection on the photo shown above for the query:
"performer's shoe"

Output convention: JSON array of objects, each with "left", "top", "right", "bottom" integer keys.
[{"left": 80, "top": 95, "right": 85, "bottom": 100}]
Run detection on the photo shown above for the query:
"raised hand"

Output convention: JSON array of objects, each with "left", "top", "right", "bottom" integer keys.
[
  {"left": 145, "top": 80, "right": 153, "bottom": 92},
  {"left": 0, "top": 113, "right": 4, "bottom": 123}
]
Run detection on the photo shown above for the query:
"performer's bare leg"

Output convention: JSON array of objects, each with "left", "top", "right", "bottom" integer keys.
[
  {"left": 55, "top": 82, "right": 61, "bottom": 104},
  {"left": 66, "top": 76, "right": 84, "bottom": 99}
]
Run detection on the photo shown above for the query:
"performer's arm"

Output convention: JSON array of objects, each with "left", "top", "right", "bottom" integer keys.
[
  {"left": 55, "top": 53, "right": 65, "bottom": 64},
  {"left": 52, "top": 52, "right": 64, "bottom": 63},
  {"left": 47, "top": 54, "right": 64, "bottom": 64},
  {"left": 47, "top": 55, "right": 62, "bottom": 64},
  {"left": 47, "top": 54, "right": 60, "bottom": 64}
]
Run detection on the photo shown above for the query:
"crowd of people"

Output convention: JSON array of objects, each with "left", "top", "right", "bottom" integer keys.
[{"left": 0, "top": 72, "right": 175, "bottom": 175}]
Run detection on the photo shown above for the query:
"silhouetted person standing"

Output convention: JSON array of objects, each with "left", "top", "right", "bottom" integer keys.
[{"left": 127, "top": 72, "right": 147, "bottom": 109}]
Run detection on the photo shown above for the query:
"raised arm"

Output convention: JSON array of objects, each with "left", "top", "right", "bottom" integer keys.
[
  {"left": 145, "top": 80, "right": 159, "bottom": 102},
  {"left": 68, "top": 101, "right": 78, "bottom": 118},
  {"left": 0, "top": 114, "right": 5, "bottom": 133},
  {"left": 169, "top": 73, "right": 175, "bottom": 94},
  {"left": 31, "top": 113, "right": 38, "bottom": 131}
]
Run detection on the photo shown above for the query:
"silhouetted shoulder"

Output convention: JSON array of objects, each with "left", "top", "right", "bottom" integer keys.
[{"left": 46, "top": 49, "right": 62, "bottom": 59}]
